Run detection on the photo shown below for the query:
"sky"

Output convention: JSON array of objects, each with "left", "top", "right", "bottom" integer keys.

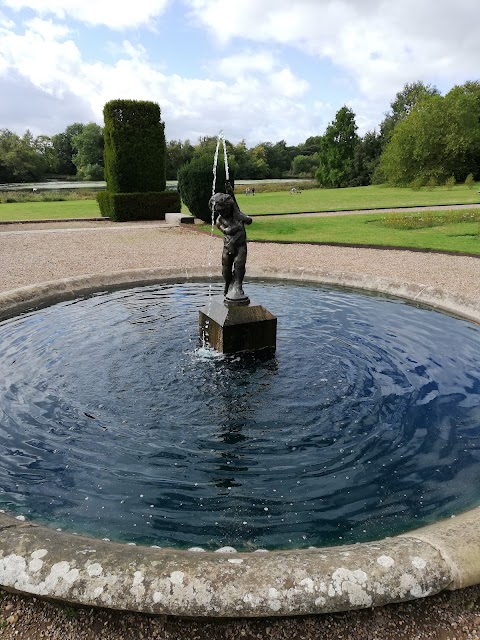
[{"left": 0, "top": 0, "right": 479, "bottom": 147}]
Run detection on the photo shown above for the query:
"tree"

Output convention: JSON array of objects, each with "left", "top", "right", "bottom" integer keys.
[
  {"left": 34, "top": 135, "right": 57, "bottom": 174},
  {"left": 380, "top": 88, "right": 480, "bottom": 185},
  {"left": 291, "top": 153, "right": 319, "bottom": 177},
  {"left": 380, "top": 81, "right": 440, "bottom": 144},
  {"left": 50, "top": 123, "right": 84, "bottom": 175},
  {"left": 166, "top": 139, "right": 194, "bottom": 180},
  {"left": 350, "top": 130, "right": 383, "bottom": 186},
  {"left": 301, "top": 136, "right": 323, "bottom": 156},
  {"left": 247, "top": 144, "right": 270, "bottom": 179},
  {"left": 315, "top": 106, "right": 359, "bottom": 188},
  {"left": 229, "top": 140, "right": 251, "bottom": 179},
  {"left": 71, "top": 122, "right": 104, "bottom": 180},
  {"left": 262, "top": 140, "right": 292, "bottom": 177},
  {"left": 0, "top": 129, "right": 46, "bottom": 183}
]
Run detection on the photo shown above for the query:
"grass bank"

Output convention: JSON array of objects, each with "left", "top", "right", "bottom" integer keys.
[{"left": 244, "top": 209, "right": 480, "bottom": 255}]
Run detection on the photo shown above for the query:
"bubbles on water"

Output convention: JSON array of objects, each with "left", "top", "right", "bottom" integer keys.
[{"left": 194, "top": 345, "right": 224, "bottom": 361}]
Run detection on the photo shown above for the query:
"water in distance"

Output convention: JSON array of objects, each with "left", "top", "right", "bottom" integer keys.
[{"left": 1, "top": 282, "right": 480, "bottom": 551}]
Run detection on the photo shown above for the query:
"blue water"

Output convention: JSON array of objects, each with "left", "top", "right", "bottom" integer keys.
[{"left": 0, "top": 281, "right": 480, "bottom": 550}]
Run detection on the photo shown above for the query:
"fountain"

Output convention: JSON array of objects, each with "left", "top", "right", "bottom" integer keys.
[
  {"left": 199, "top": 180, "right": 277, "bottom": 354},
  {"left": 1, "top": 136, "right": 480, "bottom": 617},
  {"left": 198, "top": 133, "right": 276, "bottom": 354}
]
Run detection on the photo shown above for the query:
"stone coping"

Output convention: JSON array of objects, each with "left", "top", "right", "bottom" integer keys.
[{"left": 0, "top": 266, "right": 480, "bottom": 618}]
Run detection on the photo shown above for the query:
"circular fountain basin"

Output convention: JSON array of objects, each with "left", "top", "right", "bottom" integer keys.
[{"left": 0, "top": 267, "right": 480, "bottom": 617}]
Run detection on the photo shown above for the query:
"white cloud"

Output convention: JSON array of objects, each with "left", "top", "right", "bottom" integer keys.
[
  {"left": 0, "top": 18, "right": 319, "bottom": 144},
  {"left": 216, "top": 50, "right": 276, "bottom": 78},
  {"left": 185, "top": 0, "right": 480, "bottom": 101},
  {"left": 4, "top": 0, "right": 477, "bottom": 145},
  {"left": 216, "top": 50, "right": 308, "bottom": 98},
  {"left": 25, "top": 17, "right": 70, "bottom": 39},
  {"left": 3, "top": 0, "right": 171, "bottom": 29},
  {"left": 269, "top": 68, "right": 308, "bottom": 98}
]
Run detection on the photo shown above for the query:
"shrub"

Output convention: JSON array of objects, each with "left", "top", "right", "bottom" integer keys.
[
  {"left": 444, "top": 176, "right": 455, "bottom": 190},
  {"left": 96, "top": 191, "right": 112, "bottom": 217},
  {"left": 178, "top": 154, "right": 233, "bottom": 222},
  {"left": 410, "top": 177, "right": 424, "bottom": 191},
  {"left": 103, "top": 99, "right": 166, "bottom": 194},
  {"left": 96, "top": 191, "right": 180, "bottom": 222},
  {"left": 465, "top": 173, "right": 475, "bottom": 189},
  {"left": 426, "top": 176, "right": 437, "bottom": 190}
]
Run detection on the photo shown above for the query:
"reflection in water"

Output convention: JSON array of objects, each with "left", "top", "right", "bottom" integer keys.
[{"left": 0, "top": 281, "right": 479, "bottom": 550}]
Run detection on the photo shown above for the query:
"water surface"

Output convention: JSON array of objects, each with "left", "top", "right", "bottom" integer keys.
[{"left": 0, "top": 281, "right": 479, "bottom": 550}]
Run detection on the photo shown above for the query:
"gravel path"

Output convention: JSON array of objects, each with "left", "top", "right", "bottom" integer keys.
[{"left": 1, "top": 220, "right": 480, "bottom": 639}]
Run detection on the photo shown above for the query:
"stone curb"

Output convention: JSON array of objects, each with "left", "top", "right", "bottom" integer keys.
[{"left": 0, "top": 267, "right": 479, "bottom": 618}]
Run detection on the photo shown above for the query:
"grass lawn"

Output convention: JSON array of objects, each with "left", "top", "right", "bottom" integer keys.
[
  {"left": 243, "top": 209, "right": 480, "bottom": 255},
  {"left": 1, "top": 184, "right": 479, "bottom": 221},
  {"left": 234, "top": 183, "right": 480, "bottom": 215},
  {"left": 0, "top": 200, "right": 100, "bottom": 221}
]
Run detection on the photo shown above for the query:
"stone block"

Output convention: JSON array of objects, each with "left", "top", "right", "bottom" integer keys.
[
  {"left": 199, "top": 296, "right": 277, "bottom": 354},
  {"left": 165, "top": 213, "right": 195, "bottom": 225}
]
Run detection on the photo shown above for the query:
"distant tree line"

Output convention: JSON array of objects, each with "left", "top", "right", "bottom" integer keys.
[{"left": 1, "top": 79, "right": 479, "bottom": 186}]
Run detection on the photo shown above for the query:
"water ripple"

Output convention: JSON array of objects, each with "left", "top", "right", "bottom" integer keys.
[{"left": 0, "top": 282, "right": 479, "bottom": 550}]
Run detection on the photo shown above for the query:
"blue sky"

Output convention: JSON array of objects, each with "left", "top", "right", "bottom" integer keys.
[{"left": 0, "top": 0, "right": 478, "bottom": 147}]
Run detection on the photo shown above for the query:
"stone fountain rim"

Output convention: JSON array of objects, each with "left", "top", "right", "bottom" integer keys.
[{"left": 0, "top": 265, "right": 479, "bottom": 618}]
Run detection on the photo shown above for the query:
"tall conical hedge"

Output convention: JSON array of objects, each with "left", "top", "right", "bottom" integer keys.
[
  {"left": 98, "top": 99, "right": 179, "bottom": 221},
  {"left": 103, "top": 100, "right": 166, "bottom": 193}
]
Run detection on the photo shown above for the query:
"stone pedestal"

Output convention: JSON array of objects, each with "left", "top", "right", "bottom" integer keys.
[{"left": 199, "top": 296, "right": 277, "bottom": 354}]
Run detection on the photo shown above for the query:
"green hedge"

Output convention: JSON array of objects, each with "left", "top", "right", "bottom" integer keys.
[
  {"left": 97, "top": 191, "right": 180, "bottom": 222},
  {"left": 103, "top": 99, "right": 166, "bottom": 194},
  {"left": 178, "top": 154, "right": 233, "bottom": 222}
]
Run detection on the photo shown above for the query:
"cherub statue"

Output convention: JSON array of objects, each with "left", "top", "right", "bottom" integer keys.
[{"left": 209, "top": 182, "right": 252, "bottom": 304}]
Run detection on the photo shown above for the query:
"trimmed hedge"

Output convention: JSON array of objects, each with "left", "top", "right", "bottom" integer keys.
[
  {"left": 97, "top": 191, "right": 181, "bottom": 222},
  {"left": 178, "top": 154, "right": 234, "bottom": 223},
  {"left": 103, "top": 100, "right": 166, "bottom": 194}
]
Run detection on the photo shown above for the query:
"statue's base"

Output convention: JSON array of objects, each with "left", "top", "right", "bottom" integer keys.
[{"left": 199, "top": 296, "right": 277, "bottom": 354}]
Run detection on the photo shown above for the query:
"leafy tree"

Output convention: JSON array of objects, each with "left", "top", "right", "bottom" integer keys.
[
  {"left": 380, "top": 88, "right": 480, "bottom": 185},
  {"left": 71, "top": 122, "right": 104, "bottom": 180},
  {"left": 33, "top": 135, "right": 57, "bottom": 174},
  {"left": 229, "top": 139, "right": 252, "bottom": 179},
  {"left": 380, "top": 81, "right": 440, "bottom": 144},
  {"left": 193, "top": 136, "right": 235, "bottom": 160},
  {"left": 301, "top": 136, "right": 323, "bottom": 156},
  {"left": 166, "top": 139, "right": 194, "bottom": 180},
  {"left": 262, "top": 140, "right": 292, "bottom": 177},
  {"left": 315, "top": 106, "right": 359, "bottom": 188},
  {"left": 291, "top": 153, "right": 319, "bottom": 177},
  {"left": 0, "top": 129, "right": 46, "bottom": 182},
  {"left": 247, "top": 144, "right": 270, "bottom": 179},
  {"left": 350, "top": 130, "right": 382, "bottom": 186},
  {"left": 50, "top": 123, "right": 84, "bottom": 175}
]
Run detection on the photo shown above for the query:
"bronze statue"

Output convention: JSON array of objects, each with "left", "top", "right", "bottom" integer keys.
[{"left": 209, "top": 182, "right": 252, "bottom": 305}]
